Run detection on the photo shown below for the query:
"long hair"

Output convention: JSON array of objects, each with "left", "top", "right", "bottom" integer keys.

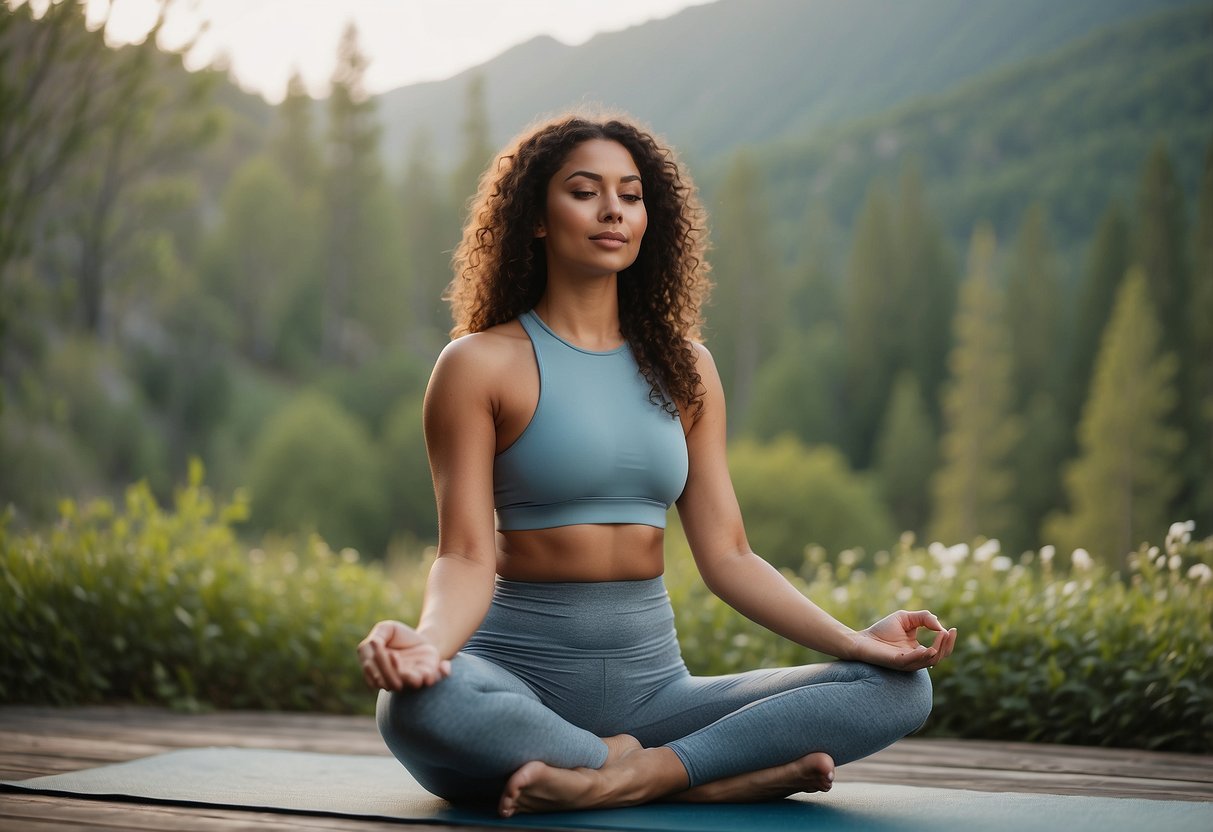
[{"left": 447, "top": 113, "right": 711, "bottom": 417}]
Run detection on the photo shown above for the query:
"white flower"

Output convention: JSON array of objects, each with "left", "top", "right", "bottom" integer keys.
[
  {"left": 974, "top": 539, "right": 1000, "bottom": 562},
  {"left": 992, "top": 555, "right": 1013, "bottom": 572},
  {"left": 941, "top": 564, "right": 957, "bottom": 579},
  {"left": 1187, "top": 563, "right": 1213, "bottom": 584},
  {"left": 1168, "top": 555, "right": 1182, "bottom": 571},
  {"left": 839, "top": 548, "right": 859, "bottom": 566},
  {"left": 1062, "top": 580, "right": 1078, "bottom": 596},
  {"left": 1039, "top": 545, "right": 1055, "bottom": 565},
  {"left": 1071, "top": 549, "right": 1093, "bottom": 571},
  {"left": 949, "top": 543, "right": 971, "bottom": 563},
  {"left": 928, "top": 542, "right": 947, "bottom": 563},
  {"left": 1166, "top": 520, "right": 1196, "bottom": 555},
  {"left": 832, "top": 587, "right": 849, "bottom": 603},
  {"left": 907, "top": 564, "right": 927, "bottom": 582}
]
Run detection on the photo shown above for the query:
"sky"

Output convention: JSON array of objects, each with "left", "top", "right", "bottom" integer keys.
[{"left": 52, "top": 0, "right": 718, "bottom": 102}]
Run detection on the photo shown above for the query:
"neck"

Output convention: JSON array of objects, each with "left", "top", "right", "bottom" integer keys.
[{"left": 534, "top": 275, "right": 622, "bottom": 351}]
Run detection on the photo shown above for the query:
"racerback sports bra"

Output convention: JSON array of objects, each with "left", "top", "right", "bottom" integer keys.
[{"left": 493, "top": 310, "right": 689, "bottom": 530}]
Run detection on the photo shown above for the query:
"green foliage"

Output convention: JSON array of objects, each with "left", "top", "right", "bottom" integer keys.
[
  {"left": 381, "top": 395, "right": 438, "bottom": 542},
  {"left": 874, "top": 373, "right": 937, "bottom": 535},
  {"left": 246, "top": 391, "right": 389, "bottom": 556},
  {"left": 0, "top": 464, "right": 417, "bottom": 712},
  {"left": 1046, "top": 270, "right": 1184, "bottom": 566},
  {"left": 706, "top": 151, "right": 783, "bottom": 416},
  {"left": 930, "top": 226, "right": 1021, "bottom": 544},
  {"left": 728, "top": 436, "right": 895, "bottom": 567},
  {"left": 666, "top": 529, "right": 1213, "bottom": 753},
  {"left": 743, "top": 324, "right": 845, "bottom": 448}
]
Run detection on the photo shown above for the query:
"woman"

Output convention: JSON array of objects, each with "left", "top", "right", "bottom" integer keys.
[{"left": 357, "top": 114, "right": 956, "bottom": 817}]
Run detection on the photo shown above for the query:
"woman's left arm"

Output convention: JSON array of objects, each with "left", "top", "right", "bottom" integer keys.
[{"left": 675, "top": 343, "right": 955, "bottom": 672}]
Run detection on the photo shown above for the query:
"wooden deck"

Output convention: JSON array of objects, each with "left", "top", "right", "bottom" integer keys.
[{"left": 1, "top": 706, "right": 1211, "bottom": 830}]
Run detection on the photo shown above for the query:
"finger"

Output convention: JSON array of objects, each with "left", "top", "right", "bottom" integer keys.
[
  {"left": 371, "top": 641, "right": 403, "bottom": 690},
  {"left": 907, "top": 610, "right": 945, "bottom": 631},
  {"left": 361, "top": 659, "right": 384, "bottom": 689},
  {"left": 439, "top": 659, "right": 452, "bottom": 677}
]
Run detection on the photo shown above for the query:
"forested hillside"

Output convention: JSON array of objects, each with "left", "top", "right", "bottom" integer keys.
[
  {"left": 746, "top": 2, "right": 1213, "bottom": 262},
  {"left": 375, "top": 0, "right": 1196, "bottom": 167}
]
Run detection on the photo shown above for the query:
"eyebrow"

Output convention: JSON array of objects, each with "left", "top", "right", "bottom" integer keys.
[{"left": 563, "top": 170, "right": 642, "bottom": 184}]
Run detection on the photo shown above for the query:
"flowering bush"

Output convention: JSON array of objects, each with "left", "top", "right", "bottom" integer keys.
[
  {"left": 667, "top": 526, "right": 1212, "bottom": 753},
  {"left": 2, "top": 471, "right": 1209, "bottom": 752}
]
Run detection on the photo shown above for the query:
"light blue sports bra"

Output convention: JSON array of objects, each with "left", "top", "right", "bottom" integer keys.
[{"left": 493, "top": 310, "right": 689, "bottom": 530}]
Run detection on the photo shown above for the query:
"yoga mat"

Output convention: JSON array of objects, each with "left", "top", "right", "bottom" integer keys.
[{"left": 3, "top": 747, "right": 1210, "bottom": 832}]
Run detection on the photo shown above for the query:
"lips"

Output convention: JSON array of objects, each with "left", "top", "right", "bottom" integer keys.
[{"left": 589, "top": 231, "right": 628, "bottom": 242}]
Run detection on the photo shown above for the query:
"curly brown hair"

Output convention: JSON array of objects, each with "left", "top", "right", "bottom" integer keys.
[{"left": 447, "top": 113, "right": 712, "bottom": 418}]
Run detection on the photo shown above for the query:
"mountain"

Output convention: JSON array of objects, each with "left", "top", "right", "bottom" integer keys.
[
  {"left": 746, "top": 2, "right": 1213, "bottom": 261},
  {"left": 374, "top": 0, "right": 1196, "bottom": 167}
]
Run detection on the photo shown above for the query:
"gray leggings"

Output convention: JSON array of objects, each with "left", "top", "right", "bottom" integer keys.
[{"left": 377, "top": 577, "right": 932, "bottom": 802}]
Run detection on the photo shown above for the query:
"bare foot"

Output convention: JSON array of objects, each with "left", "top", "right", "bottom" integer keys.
[
  {"left": 671, "top": 752, "right": 835, "bottom": 803},
  {"left": 498, "top": 738, "right": 687, "bottom": 817}
]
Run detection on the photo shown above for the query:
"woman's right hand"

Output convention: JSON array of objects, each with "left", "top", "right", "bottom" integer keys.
[{"left": 356, "top": 620, "right": 452, "bottom": 691}]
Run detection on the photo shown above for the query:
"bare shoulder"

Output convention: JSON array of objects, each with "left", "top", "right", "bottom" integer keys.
[{"left": 430, "top": 320, "right": 531, "bottom": 389}]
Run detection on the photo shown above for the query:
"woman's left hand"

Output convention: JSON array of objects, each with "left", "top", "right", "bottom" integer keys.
[{"left": 847, "top": 610, "right": 957, "bottom": 671}]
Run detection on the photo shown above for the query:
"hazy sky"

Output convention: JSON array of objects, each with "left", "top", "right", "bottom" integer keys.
[{"left": 68, "top": 0, "right": 717, "bottom": 102}]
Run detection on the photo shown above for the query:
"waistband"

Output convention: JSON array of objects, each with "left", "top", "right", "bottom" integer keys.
[{"left": 466, "top": 575, "right": 677, "bottom": 656}]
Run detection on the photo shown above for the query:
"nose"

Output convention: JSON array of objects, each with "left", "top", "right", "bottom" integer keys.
[{"left": 600, "top": 192, "right": 622, "bottom": 223}]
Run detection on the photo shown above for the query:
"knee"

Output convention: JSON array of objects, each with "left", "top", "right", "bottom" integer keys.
[{"left": 898, "top": 668, "right": 933, "bottom": 735}]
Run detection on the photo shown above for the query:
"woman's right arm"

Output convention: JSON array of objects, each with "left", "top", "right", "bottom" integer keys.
[{"left": 358, "top": 335, "right": 502, "bottom": 690}]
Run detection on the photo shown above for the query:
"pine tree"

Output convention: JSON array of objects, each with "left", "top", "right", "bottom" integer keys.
[
  {"left": 322, "top": 22, "right": 391, "bottom": 362},
  {"left": 744, "top": 323, "right": 845, "bottom": 448},
  {"left": 274, "top": 70, "right": 321, "bottom": 192},
  {"left": 1069, "top": 202, "right": 1130, "bottom": 431},
  {"left": 842, "top": 181, "right": 899, "bottom": 467},
  {"left": 1045, "top": 270, "right": 1184, "bottom": 567},
  {"left": 1184, "top": 134, "right": 1213, "bottom": 531},
  {"left": 707, "top": 151, "right": 781, "bottom": 421},
  {"left": 875, "top": 372, "right": 937, "bottom": 535},
  {"left": 929, "top": 224, "right": 1021, "bottom": 545},
  {"left": 1133, "top": 142, "right": 1188, "bottom": 362},
  {"left": 788, "top": 204, "right": 840, "bottom": 331},
  {"left": 451, "top": 74, "right": 494, "bottom": 224},
  {"left": 398, "top": 127, "right": 452, "bottom": 352},
  {"left": 1006, "top": 203, "right": 1065, "bottom": 409},
  {"left": 893, "top": 162, "right": 956, "bottom": 426}
]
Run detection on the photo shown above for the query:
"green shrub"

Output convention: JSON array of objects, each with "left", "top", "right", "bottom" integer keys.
[
  {"left": 382, "top": 395, "right": 438, "bottom": 542},
  {"left": 0, "top": 461, "right": 419, "bottom": 712},
  {"left": 728, "top": 436, "right": 896, "bottom": 567},
  {"left": 666, "top": 529, "right": 1213, "bottom": 753},
  {"left": 246, "top": 391, "right": 389, "bottom": 555}
]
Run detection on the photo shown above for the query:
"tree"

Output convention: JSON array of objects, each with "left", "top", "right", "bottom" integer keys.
[
  {"left": 273, "top": 70, "right": 321, "bottom": 192},
  {"left": 893, "top": 162, "right": 956, "bottom": 425},
  {"left": 929, "top": 225, "right": 1021, "bottom": 545},
  {"left": 0, "top": 1, "right": 108, "bottom": 277},
  {"left": 842, "top": 181, "right": 899, "bottom": 466},
  {"left": 707, "top": 151, "right": 782, "bottom": 422},
  {"left": 1133, "top": 142, "right": 1188, "bottom": 363},
  {"left": 1069, "top": 202, "right": 1130, "bottom": 431},
  {"left": 398, "top": 128, "right": 453, "bottom": 351},
  {"left": 728, "top": 436, "right": 896, "bottom": 567},
  {"left": 1183, "top": 134, "right": 1213, "bottom": 531},
  {"left": 787, "top": 204, "right": 840, "bottom": 331},
  {"left": 1044, "top": 270, "right": 1183, "bottom": 567},
  {"left": 450, "top": 74, "right": 494, "bottom": 223},
  {"left": 744, "top": 323, "right": 844, "bottom": 448},
  {"left": 874, "top": 373, "right": 937, "bottom": 535},
  {"left": 1004, "top": 203, "right": 1068, "bottom": 551},
  {"left": 321, "top": 22, "right": 405, "bottom": 361},
  {"left": 1005, "top": 203, "right": 1065, "bottom": 409},
  {"left": 246, "top": 391, "right": 389, "bottom": 555},
  {"left": 203, "top": 157, "right": 321, "bottom": 364}
]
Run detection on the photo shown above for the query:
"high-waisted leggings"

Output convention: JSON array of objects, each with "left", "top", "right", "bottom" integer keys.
[{"left": 377, "top": 577, "right": 932, "bottom": 802}]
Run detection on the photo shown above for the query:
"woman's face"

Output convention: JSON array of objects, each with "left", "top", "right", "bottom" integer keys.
[{"left": 538, "top": 139, "right": 647, "bottom": 280}]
